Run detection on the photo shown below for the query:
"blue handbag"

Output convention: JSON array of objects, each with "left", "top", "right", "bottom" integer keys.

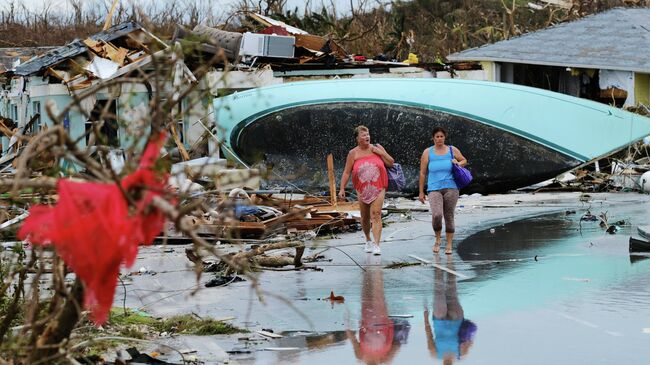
[
  {"left": 387, "top": 163, "right": 406, "bottom": 191},
  {"left": 450, "top": 146, "right": 472, "bottom": 189}
]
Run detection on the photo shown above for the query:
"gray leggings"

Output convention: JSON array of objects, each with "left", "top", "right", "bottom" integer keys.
[{"left": 428, "top": 189, "right": 459, "bottom": 233}]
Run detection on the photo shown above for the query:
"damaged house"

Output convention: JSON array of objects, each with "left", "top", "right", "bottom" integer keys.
[
  {"left": 447, "top": 7, "right": 650, "bottom": 109},
  {"left": 176, "top": 13, "right": 483, "bottom": 98},
  {"left": 0, "top": 15, "right": 483, "bottom": 173},
  {"left": 0, "top": 21, "right": 215, "bottom": 169}
]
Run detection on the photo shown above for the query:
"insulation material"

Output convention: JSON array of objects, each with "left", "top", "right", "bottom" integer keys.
[
  {"left": 84, "top": 56, "right": 119, "bottom": 79},
  {"left": 599, "top": 69, "right": 635, "bottom": 106}
]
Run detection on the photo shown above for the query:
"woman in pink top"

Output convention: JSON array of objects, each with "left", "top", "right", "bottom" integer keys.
[{"left": 339, "top": 125, "right": 394, "bottom": 255}]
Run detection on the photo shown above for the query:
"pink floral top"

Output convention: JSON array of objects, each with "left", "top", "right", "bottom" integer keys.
[{"left": 352, "top": 154, "right": 388, "bottom": 204}]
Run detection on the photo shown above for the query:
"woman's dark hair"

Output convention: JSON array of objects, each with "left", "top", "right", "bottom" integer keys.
[
  {"left": 354, "top": 125, "right": 369, "bottom": 138},
  {"left": 431, "top": 126, "right": 447, "bottom": 138}
]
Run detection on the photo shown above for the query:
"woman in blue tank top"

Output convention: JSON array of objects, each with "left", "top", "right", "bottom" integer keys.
[
  {"left": 418, "top": 127, "right": 468, "bottom": 254},
  {"left": 424, "top": 255, "right": 477, "bottom": 362}
]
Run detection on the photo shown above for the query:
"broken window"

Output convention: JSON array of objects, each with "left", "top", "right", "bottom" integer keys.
[
  {"left": 11, "top": 104, "right": 18, "bottom": 122},
  {"left": 177, "top": 118, "right": 185, "bottom": 145},
  {"left": 86, "top": 99, "right": 119, "bottom": 147},
  {"left": 31, "top": 101, "right": 41, "bottom": 133}
]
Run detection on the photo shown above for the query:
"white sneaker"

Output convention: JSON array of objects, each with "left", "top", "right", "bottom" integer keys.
[
  {"left": 364, "top": 241, "right": 373, "bottom": 253},
  {"left": 372, "top": 244, "right": 381, "bottom": 255}
]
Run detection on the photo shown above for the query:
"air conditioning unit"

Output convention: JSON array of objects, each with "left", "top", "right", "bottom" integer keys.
[{"left": 239, "top": 32, "right": 295, "bottom": 61}]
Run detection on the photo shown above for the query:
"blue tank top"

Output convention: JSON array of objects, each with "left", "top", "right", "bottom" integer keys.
[
  {"left": 432, "top": 318, "right": 463, "bottom": 359},
  {"left": 427, "top": 146, "right": 457, "bottom": 192}
]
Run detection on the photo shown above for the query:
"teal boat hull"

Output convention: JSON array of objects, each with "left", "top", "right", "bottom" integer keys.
[{"left": 215, "top": 78, "right": 650, "bottom": 193}]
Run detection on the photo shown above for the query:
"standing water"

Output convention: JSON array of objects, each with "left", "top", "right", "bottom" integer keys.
[{"left": 226, "top": 202, "right": 650, "bottom": 364}]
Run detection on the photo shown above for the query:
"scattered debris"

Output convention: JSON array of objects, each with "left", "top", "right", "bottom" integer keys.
[
  {"left": 257, "top": 329, "right": 283, "bottom": 339},
  {"left": 629, "top": 236, "right": 650, "bottom": 252},
  {"left": 385, "top": 261, "right": 422, "bottom": 269},
  {"left": 205, "top": 275, "right": 245, "bottom": 288},
  {"left": 408, "top": 254, "right": 470, "bottom": 279},
  {"left": 264, "top": 347, "right": 300, "bottom": 351},
  {"left": 581, "top": 212, "right": 599, "bottom": 222},
  {"left": 325, "top": 291, "right": 345, "bottom": 303},
  {"left": 124, "top": 347, "right": 175, "bottom": 365}
]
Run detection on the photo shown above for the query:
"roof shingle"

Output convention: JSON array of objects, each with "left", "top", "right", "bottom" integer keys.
[{"left": 447, "top": 7, "right": 650, "bottom": 73}]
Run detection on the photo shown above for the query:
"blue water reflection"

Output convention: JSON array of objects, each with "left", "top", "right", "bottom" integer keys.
[{"left": 233, "top": 208, "right": 650, "bottom": 364}]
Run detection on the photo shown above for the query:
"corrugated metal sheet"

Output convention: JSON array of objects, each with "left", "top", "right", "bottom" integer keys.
[
  {"left": 12, "top": 21, "right": 143, "bottom": 76},
  {"left": 447, "top": 7, "right": 650, "bottom": 73}
]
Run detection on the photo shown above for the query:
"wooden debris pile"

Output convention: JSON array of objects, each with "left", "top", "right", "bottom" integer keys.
[{"left": 162, "top": 192, "right": 361, "bottom": 243}]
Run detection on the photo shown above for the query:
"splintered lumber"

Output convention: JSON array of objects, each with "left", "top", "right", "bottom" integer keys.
[
  {"left": 0, "top": 118, "right": 14, "bottom": 138},
  {"left": 83, "top": 39, "right": 104, "bottom": 53},
  {"left": 103, "top": 0, "right": 119, "bottom": 30},
  {"left": 104, "top": 45, "right": 128, "bottom": 65},
  {"left": 169, "top": 118, "right": 190, "bottom": 161},
  {"left": 254, "top": 245, "right": 305, "bottom": 268},
  {"left": 314, "top": 201, "right": 360, "bottom": 212},
  {"left": 195, "top": 207, "right": 310, "bottom": 239},
  {"left": 233, "top": 241, "right": 304, "bottom": 260},
  {"left": 408, "top": 254, "right": 469, "bottom": 279},
  {"left": 196, "top": 221, "right": 267, "bottom": 239},
  {"left": 83, "top": 38, "right": 128, "bottom": 65},
  {"left": 254, "top": 194, "right": 332, "bottom": 210},
  {"left": 599, "top": 87, "right": 628, "bottom": 99},
  {"left": 257, "top": 330, "right": 283, "bottom": 339},
  {"left": 294, "top": 34, "right": 347, "bottom": 59},
  {"left": 285, "top": 210, "right": 346, "bottom": 231},
  {"left": 227, "top": 240, "right": 305, "bottom": 274},
  {"left": 327, "top": 153, "right": 337, "bottom": 207}
]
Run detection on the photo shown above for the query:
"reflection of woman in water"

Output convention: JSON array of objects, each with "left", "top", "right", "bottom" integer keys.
[
  {"left": 347, "top": 256, "right": 410, "bottom": 364},
  {"left": 424, "top": 255, "right": 476, "bottom": 364}
]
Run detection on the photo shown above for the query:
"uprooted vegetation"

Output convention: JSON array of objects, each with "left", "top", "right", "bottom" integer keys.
[
  {"left": 0, "top": 16, "right": 259, "bottom": 361},
  {"left": 3, "top": 0, "right": 650, "bottom": 62}
]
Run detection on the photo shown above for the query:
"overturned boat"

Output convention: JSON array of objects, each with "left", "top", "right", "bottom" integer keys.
[
  {"left": 629, "top": 236, "right": 650, "bottom": 253},
  {"left": 214, "top": 78, "right": 650, "bottom": 193}
]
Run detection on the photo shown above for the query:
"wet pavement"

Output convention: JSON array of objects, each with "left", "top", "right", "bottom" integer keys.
[{"left": 117, "top": 192, "right": 650, "bottom": 364}]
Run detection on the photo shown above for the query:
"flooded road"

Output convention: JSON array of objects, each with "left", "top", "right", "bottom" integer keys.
[{"left": 226, "top": 200, "right": 650, "bottom": 364}]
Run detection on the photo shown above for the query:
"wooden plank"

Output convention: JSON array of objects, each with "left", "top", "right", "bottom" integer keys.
[
  {"left": 264, "top": 347, "right": 299, "bottom": 351},
  {"left": 599, "top": 87, "right": 628, "bottom": 99},
  {"left": 103, "top": 43, "right": 128, "bottom": 65},
  {"left": 248, "top": 13, "right": 273, "bottom": 27},
  {"left": 103, "top": 0, "right": 119, "bottom": 30},
  {"left": 407, "top": 254, "right": 469, "bottom": 279},
  {"left": 126, "top": 34, "right": 151, "bottom": 54},
  {"left": 257, "top": 330, "right": 283, "bottom": 339},
  {"left": 388, "top": 314, "right": 414, "bottom": 318},
  {"left": 0, "top": 118, "right": 15, "bottom": 138},
  {"left": 46, "top": 67, "right": 66, "bottom": 81},
  {"left": 83, "top": 38, "right": 104, "bottom": 53},
  {"left": 431, "top": 263, "right": 468, "bottom": 279},
  {"left": 327, "top": 153, "right": 337, "bottom": 207},
  {"left": 314, "top": 201, "right": 359, "bottom": 212},
  {"left": 169, "top": 120, "right": 190, "bottom": 161},
  {"left": 294, "top": 34, "right": 326, "bottom": 51},
  {"left": 408, "top": 254, "right": 430, "bottom": 264}
]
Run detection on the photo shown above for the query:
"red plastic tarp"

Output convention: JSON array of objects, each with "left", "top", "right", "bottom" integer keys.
[{"left": 18, "top": 132, "right": 169, "bottom": 325}]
